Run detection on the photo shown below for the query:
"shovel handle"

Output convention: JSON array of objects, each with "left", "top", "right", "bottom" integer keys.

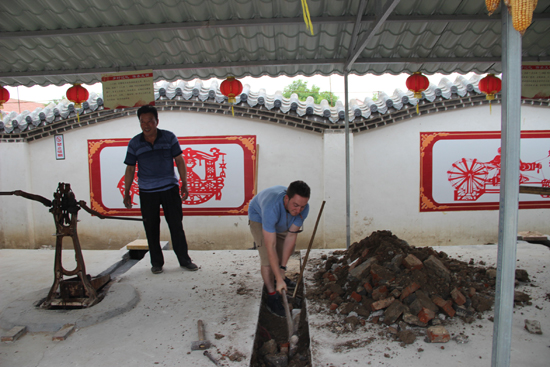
[
  {"left": 281, "top": 289, "right": 293, "bottom": 341},
  {"left": 198, "top": 320, "right": 205, "bottom": 341},
  {"left": 293, "top": 200, "right": 325, "bottom": 298}
]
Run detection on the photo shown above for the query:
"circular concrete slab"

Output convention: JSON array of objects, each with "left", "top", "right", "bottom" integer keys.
[{"left": 0, "top": 282, "right": 139, "bottom": 332}]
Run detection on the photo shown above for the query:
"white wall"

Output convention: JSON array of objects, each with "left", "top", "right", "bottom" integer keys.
[
  {"left": 0, "top": 142, "right": 35, "bottom": 248},
  {"left": 352, "top": 105, "right": 550, "bottom": 247},
  {"left": 1, "top": 105, "right": 549, "bottom": 250},
  {"left": 0, "top": 111, "right": 325, "bottom": 250}
]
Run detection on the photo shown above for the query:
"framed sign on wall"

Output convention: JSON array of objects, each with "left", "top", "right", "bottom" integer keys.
[
  {"left": 88, "top": 135, "right": 257, "bottom": 216},
  {"left": 420, "top": 131, "right": 550, "bottom": 212}
]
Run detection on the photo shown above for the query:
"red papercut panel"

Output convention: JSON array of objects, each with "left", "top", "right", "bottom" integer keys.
[
  {"left": 420, "top": 131, "right": 550, "bottom": 212},
  {"left": 88, "top": 136, "right": 257, "bottom": 216}
]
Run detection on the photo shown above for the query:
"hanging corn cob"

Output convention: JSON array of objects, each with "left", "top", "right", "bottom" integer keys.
[
  {"left": 486, "top": 0, "right": 500, "bottom": 16},
  {"left": 511, "top": 0, "right": 538, "bottom": 35}
]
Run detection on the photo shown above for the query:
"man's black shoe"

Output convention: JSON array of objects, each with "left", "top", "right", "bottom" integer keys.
[
  {"left": 151, "top": 266, "right": 163, "bottom": 274},
  {"left": 181, "top": 261, "right": 199, "bottom": 271},
  {"left": 284, "top": 277, "right": 296, "bottom": 289},
  {"left": 266, "top": 293, "right": 286, "bottom": 318}
]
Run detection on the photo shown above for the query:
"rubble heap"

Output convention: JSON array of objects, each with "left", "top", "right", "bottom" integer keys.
[{"left": 306, "top": 231, "right": 531, "bottom": 343}]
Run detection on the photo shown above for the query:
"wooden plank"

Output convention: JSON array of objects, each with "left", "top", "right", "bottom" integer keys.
[
  {"left": 52, "top": 324, "right": 75, "bottom": 341},
  {"left": 1, "top": 326, "right": 27, "bottom": 342},
  {"left": 126, "top": 240, "right": 169, "bottom": 250},
  {"left": 126, "top": 239, "right": 149, "bottom": 250}
]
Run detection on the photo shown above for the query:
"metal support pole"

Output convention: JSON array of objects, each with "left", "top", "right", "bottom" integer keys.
[
  {"left": 344, "top": 72, "right": 351, "bottom": 249},
  {"left": 491, "top": 7, "right": 522, "bottom": 367}
]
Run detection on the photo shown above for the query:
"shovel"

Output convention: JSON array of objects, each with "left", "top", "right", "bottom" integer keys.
[{"left": 281, "top": 289, "right": 299, "bottom": 356}]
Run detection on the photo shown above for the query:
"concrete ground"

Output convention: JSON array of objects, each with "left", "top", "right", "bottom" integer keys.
[
  {"left": 1, "top": 241, "right": 549, "bottom": 367},
  {"left": 302, "top": 241, "right": 550, "bottom": 367},
  {"left": 0, "top": 248, "right": 263, "bottom": 367}
]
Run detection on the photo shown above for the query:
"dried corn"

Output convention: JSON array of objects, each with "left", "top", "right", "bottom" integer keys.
[
  {"left": 486, "top": 0, "right": 500, "bottom": 16},
  {"left": 511, "top": 0, "right": 538, "bottom": 35}
]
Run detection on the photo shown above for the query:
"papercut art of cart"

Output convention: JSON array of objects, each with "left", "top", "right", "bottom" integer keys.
[
  {"left": 118, "top": 147, "right": 226, "bottom": 206},
  {"left": 447, "top": 148, "right": 550, "bottom": 201}
]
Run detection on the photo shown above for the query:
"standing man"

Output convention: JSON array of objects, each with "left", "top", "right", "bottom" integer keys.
[
  {"left": 123, "top": 105, "right": 198, "bottom": 274},
  {"left": 248, "top": 181, "right": 310, "bottom": 317}
]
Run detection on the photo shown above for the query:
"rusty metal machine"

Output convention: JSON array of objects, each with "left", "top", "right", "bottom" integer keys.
[{"left": 1, "top": 182, "right": 141, "bottom": 309}]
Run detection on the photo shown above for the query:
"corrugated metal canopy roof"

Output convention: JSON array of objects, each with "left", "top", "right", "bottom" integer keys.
[{"left": 1, "top": 0, "right": 550, "bottom": 87}]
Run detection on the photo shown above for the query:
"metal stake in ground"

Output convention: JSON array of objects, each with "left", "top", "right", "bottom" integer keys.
[
  {"left": 191, "top": 320, "right": 212, "bottom": 350},
  {"left": 293, "top": 200, "right": 326, "bottom": 298},
  {"left": 203, "top": 350, "right": 221, "bottom": 366}
]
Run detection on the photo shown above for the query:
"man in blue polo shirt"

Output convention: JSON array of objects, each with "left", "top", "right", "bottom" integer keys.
[
  {"left": 123, "top": 105, "right": 197, "bottom": 274},
  {"left": 248, "top": 181, "right": 310, "bottom": 317}
]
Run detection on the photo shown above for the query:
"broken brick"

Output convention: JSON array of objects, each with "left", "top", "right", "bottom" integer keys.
[
  {"left": 399, "top": 282, "right": 420, "bottom": 301},
  {"left": 402, "top": 254, "right": 423, "bottom": 270},
  {"left": 384, "top": 300, "right": 409, "bottom": 325},
  {"left": 348, "top": 257, "right": 378, "bottom": 279},
  {"left": 371, "top": 296, "right": 396, "bottom": 311},
  {"left": 329, "top": 292, "right": 339, "bottom": 301},
  {"left": 372, "top": 285, "right": 388, "bottom": 301},
  {"left": 325, "top": 282, "right": 344, "bottom": 296},
  {"left": 423, "top": 255, "right": 451, "bottom": 282},
  {"left": 329, "top": 303, "right": 338, "bottom": 311},
  {"left": 363, "top": 282, "right": 373, "bottom": 293},
  {"left": 451, "top": 288, "right": 467, "bottom": 306},
  {"left": 402, "top": 312, "right": 427, "bottom": 327},
  {"left": 339, "top": 302, "right": 355, "bottom": 315},
  {"left": 432, "top": 296, "right": 456, "bottom": 317},
  {"left": 409, "top": 298, "right": 423, "bottom": 316},
  {"left": 390, "top": 289, "right": 401, "bottom": 299},
  {"left": 350, "top": 291, "right": 362, "bottom": 302},
  {"left": 415, "top": 290, "right": 438, "bottom": 313},
  {"left": 370, "top": 264, "right": 396, "bottom": 286},
  {"left": 426, "top": 326, "right": 450, "bottom": 343},
  {"left": 418, "top": 307, "right": 435, "bottom": 323}
]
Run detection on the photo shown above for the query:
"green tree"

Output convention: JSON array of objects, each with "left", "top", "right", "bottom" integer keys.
[{"left": 282, "top": 79, "right": 339, "bottom": 107}]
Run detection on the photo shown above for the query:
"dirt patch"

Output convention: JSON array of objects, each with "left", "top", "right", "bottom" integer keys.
[{"left": 305, "top": 230, "right": 532, "bottom": 349}]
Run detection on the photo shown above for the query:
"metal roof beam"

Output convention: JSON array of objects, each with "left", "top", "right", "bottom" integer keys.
[
  {"left": 2, "top": 13, "right": 549, "bottom": 40},
  {"left": 346, "top": 0, "right": 401, "bottom": 71},
  {"left": 6, "top": 56, "right": 550, "bottom": 80},
  {"left": 348, "top": 0, "right": 369, "bottom": 57}
]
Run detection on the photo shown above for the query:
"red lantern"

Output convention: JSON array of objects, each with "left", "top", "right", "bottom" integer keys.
[
  {"left": 406, "top": 72, "right": 430, "bottom": 99},
  {"left": 0, "top": 86, "right": 10, "bottom": 110},
  {"left": 406, "top": 72, "right": 429, "bottom": 114},
  {"left": 220, "top": 76, "right": 243, "bottom": 104},
  {"left": 478, "top": 74, "right": 502, "bottom": 101},
  {"left": 66, "top": 83, "right": 89, "bottom": 108}
]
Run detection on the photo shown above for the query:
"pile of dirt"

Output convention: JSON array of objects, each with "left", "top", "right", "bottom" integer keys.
[{"left": 305, "top": 230, "right": 531, "bottom": 345}]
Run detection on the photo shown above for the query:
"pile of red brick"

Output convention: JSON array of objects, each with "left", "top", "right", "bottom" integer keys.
[{"left": 307, "top": 230, "right": 529, "bottom": 344}]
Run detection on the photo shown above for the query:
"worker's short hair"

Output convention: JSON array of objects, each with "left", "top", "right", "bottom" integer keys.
[
  {"left": 137, "top": 105, "right": 158, "bottom": 121},
  {"left": 287, "top": 180, "right": 310, "bottom": 199}
]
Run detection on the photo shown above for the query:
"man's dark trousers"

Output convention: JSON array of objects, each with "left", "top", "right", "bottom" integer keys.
[{"left": 139, "top": 185, "right": 191, "bottom": 267}]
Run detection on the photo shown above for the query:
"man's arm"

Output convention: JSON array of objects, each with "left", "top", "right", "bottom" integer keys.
[
  {"left": 263, "top": 229, "right": 287, "bottom": 294},
  {"left": 123, "top": 165, "right": 136, "bottom": 208},
  {"left": 174, "top": 154, "right": 189, "bottom": 201},
  {"left": 281, "top": 224, "right": 299, "bottom": 270}
]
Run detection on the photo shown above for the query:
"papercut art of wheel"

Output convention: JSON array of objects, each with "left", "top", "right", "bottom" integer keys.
[
  {"left": 447, "top": 158, "right": 489, "bottom": 201},
  {"left": 542, "top": 179, "right": 550, "bottom": 198}
]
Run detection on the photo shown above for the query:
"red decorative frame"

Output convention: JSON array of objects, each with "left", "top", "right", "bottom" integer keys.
[
  {"left": 420, "top": 131, "right": 550, "bottom": 212},
  {"left": 88, "top": 135, "right": 256, "bottom": 216}
]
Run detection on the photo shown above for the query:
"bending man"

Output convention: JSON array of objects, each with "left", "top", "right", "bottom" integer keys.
[{"left": 248, "top": 181, "right": 310, "bottom": 317}]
